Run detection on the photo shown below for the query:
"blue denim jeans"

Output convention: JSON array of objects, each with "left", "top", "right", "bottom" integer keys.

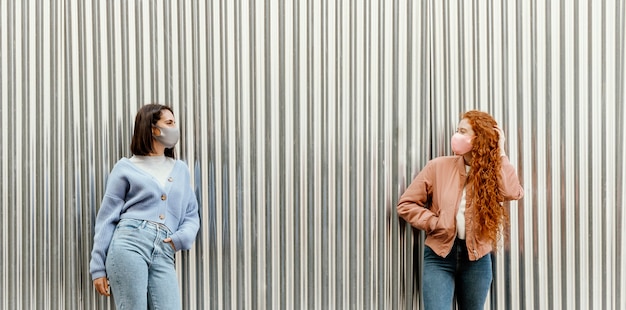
[
  {"left": 106, "top": 219, "right": 180, "bottom": 310},
  {"left": 422, "top": 238, "right": 493, "bottom": 310}
]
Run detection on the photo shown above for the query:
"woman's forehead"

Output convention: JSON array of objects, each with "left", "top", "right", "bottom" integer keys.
[
  {"left": 159, "top": 109, "right": 175, "bottom": 121},
  {"left": 457, "top": 118, "right": 472, "bottom": 129}
]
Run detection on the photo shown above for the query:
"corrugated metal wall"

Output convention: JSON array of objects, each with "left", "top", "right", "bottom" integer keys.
[{"left": 0, "top": 0, "right": 624, "bottom": 309}]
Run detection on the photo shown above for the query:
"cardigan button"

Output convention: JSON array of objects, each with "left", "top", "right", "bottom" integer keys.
[
  {"left": 168, "top": 177, "right": 173, "bottom": 182},
  {"left": 159, "top": 214, "right": 165, "bottom": 220},
  {"left": 161, "top": 194, "right": 167, "bottom": 200}
]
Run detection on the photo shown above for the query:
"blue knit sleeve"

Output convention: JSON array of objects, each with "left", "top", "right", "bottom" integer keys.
[
  {"left": 169, "top": 162, "right": 200, "bottom": 251},
  {"left": 89, "top": 162, "right": 129, "bottom": 280}
]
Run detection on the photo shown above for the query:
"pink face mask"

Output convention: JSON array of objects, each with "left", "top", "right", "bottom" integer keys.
[{"left": 451, "top": 133, "right": 473, "bottom": 155}]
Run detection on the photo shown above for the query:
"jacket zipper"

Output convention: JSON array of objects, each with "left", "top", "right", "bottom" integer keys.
[{"left": 470, "top": 239, "right": 478, "bottom": 259}]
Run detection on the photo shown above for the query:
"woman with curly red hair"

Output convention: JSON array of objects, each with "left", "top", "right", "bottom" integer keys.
[{"left": 397, "top": 110, "right": 524, "bottom": 310}]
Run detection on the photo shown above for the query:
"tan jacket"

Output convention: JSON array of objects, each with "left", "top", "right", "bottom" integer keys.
[{"left": 397, "top": 155, "right": 524, "bottom": 260}]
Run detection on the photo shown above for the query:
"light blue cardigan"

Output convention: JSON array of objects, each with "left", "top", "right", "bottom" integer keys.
[{"left": 89, "top": 158, "right": 200, "bottom": 280}]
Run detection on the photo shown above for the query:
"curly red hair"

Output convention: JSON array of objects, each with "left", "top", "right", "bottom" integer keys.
[{"left": 463, "top": 110, "right": 508, "bottom": 247}]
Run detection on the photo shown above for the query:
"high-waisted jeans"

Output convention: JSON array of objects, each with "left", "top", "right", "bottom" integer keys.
[
  {"left": 422, "top": 238, "right": 493, "bottom": 310},
  {"left": 106, "top": 219, "right": 179, "bottom": 310}
]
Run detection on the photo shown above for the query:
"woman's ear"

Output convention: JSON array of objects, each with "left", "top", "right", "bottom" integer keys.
[{"left": 152, "top": 126, "right": 161, "bottom": 137}]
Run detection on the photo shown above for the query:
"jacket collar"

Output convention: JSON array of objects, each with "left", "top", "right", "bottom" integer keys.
[{"left": 454, "top": 155, "right": 469, "bottom": 177}]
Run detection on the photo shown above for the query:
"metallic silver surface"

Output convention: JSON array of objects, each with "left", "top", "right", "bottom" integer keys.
[{"left": 0, "top": 0, "right": 624, "bottom": 309}]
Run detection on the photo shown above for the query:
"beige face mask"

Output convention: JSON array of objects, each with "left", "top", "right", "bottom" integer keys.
[{"left": 154, "top": 126, "right": 180, "bottom": 148}]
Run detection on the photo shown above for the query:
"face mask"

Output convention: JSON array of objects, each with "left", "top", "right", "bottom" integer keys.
[
  {"left": 451, "top": 133, "right": 473, "bottom": 155},
  {"left": 154, "top": 126, "right": 180, "bottom": 148}
]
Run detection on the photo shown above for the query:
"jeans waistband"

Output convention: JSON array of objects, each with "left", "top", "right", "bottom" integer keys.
[{"left": 119, "top": 218, "right": 172, "bottom": 234}]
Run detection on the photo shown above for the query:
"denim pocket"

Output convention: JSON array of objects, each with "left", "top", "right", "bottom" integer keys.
[{"left": 163, "top": 240, "right": 176, "bottom": 263}]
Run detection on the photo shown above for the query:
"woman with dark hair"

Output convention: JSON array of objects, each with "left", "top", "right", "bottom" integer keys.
[
  {"left": 397, "top": 110, "right": 524, "bottom": 310},
  {"left": 90, "top": 103, "right": 200, "bottom": 309}
]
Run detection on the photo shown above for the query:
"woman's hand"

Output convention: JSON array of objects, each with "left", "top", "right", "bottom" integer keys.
[
  {"left": 164, "top": 237, "right": 176, "bottom": 251},
  {"left": 93, "top": 277, "right": 110, "bottom": 296}
]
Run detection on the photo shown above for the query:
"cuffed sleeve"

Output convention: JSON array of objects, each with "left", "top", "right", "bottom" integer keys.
[
  {"left": 397, "top": 162, "right": 438, "bottom": 232},
  {"left": 170, "top": 187, "right": 200, "bottom": 251},
  {"left": 89, "top": 167, "right": 128, "bottom": 280}
]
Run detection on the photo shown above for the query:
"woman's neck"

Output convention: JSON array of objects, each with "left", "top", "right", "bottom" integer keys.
[
  {"left": 150, "top": 141, "right": 166, "bottom": 156},
  {"left": 463, "top": 154, "right": 473, "bottom": 166}
]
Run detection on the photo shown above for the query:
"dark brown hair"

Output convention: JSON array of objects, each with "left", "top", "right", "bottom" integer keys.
[
  {"left": 130, "top": 103, "right": 176, "bottom": 158},
  {"left": 463, "top": 110, "right": 506, "bottom": 247}
]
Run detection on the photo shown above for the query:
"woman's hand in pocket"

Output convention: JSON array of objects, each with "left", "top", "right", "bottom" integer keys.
[{"left": 163, "top": 238, "right": 176, "bottom": 251}]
